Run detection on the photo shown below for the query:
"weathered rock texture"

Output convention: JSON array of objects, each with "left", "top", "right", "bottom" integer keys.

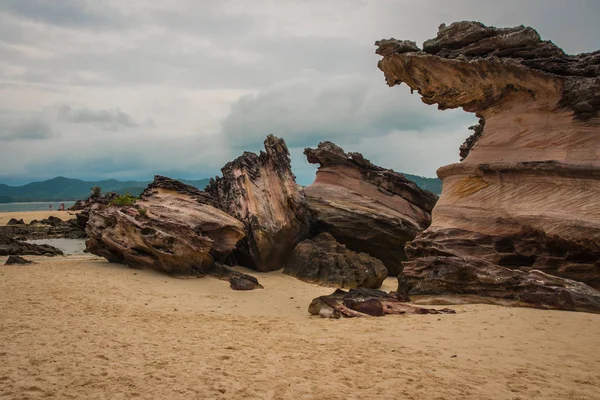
[
  {"left": 376, "top": 21, "right": 600, "bottom": 311},
  {"left": 70, "top": 191, "right": 119, "bottom": 211},
  {"left": 308, "top": 288, "right": 456, "bottom": 318},
  {"left": 284, "top": 232, "right": 388, "bottom": 289},
  {"left": 207, "top": 135, "right": 312, "bottom": 271},
  {"left": 303, "top": 141, "right": 437, "bottom": 276},
  {"left": 70, "top": 191, "right": 119, "bottom": 231},
  {"left": 86, "top": 176, "right": 246, "bottom": 276},
  {"left": 402, "top": 255, "right": 600, "bottom": 313},
  {"left": 0, "top": 237, "right": 63, "bottom": 257}
]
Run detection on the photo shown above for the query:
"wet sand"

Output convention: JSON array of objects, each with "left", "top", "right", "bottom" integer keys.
[{"left": 1, "top": 255, "right": 599, "bottom": 399}]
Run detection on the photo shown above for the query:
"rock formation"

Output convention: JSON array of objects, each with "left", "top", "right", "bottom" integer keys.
[
  {"left": 205, "top": 264, "right": 264, "bottom": 290},
  {"left": 376, "top": 21, "right": 600, "bottom": 311},
  {"left": 284, "top": 232, "right": 388, "bottom": 289},
  {"left": 309, "top": 288, "right": 456, "bottom": 318},
  {"left": 303, "top": 141, "right": 437, "bottom": 276},
  {"left": 206, "top": 135, "right": 312, "bottom": 271},
  {"left": 1, "top": 217, "right": 86, "bottom": 240},
  {"left": 0, "top": 237, "right": 63, "bottom": 256},
  {"left": 70, "top": 191, "right": 119, "bottom": 231},
  {"left": 7, "top": 218, "right": 25, "bottom": 225},
  {"left": 86, "top": 176, "right": 246, "bottom": 276},
  {"left": 4, "top": 255, "right": 35, "bottom": 265},
  {"left": 402, "top": 254, "right": 600, "bottom": 313},
  {"left": 70, "top": 190, "right": 119, "bottom": 211}
]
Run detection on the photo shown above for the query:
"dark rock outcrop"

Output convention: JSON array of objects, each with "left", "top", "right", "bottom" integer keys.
[
  {"left": 401, "top": 255, "right": 600, "bottom": 314},
  {"left": 86, "top": 176, "right": 246, "bottom": 276},
  {"left": 206, "top": 135, "right": 312, "bottom": 271},
  {"left": 0, "top": 237, "right": 63, "bottom": 256},
  {"left": 7, "top": 218, "right": 25, "bottom": 225},
  {"left": 1, "top": 217, "right": 86, "bottom": 240},
  {"left": 308, "top": 288, "right": 456, "bottom": 318},
  {"left": 376, "top": 21, "right": 600, "bottom": 311},
  {"left": 4, "top": 255, "right": 35, "bottom": 265},
  {"left": 284, "top": 232, "right": 387, "bottom": 289},
  {"left": 303, "top": 141, "right": 437, "bottom": 276}
]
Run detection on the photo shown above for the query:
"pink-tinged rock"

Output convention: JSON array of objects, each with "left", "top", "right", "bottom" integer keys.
[
  {"left": 206, "top": 135, "right": 312, "bottom": 271},
  {"left": 303, "top": 141, "right": 437, "bottom": 276},
  {"left": 376, "top": 21, "right": 600, "bottom": 311},
  {"left": 86, "top": 176, "right": 246, "bottom": 275}
]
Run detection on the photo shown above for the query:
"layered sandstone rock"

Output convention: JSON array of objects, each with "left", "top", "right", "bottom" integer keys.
[
  {"left": 376, "top": 21, "right": 600, "bottom": 311},
  {"left": 206, "top": 135, "right": 312, "bottom": 271},
  {"left": 284, "top": 232, "right": 388, "bottom": 289},
  {"left": 303, "top": 141, "right": 437, "bottom": 276},
  {"left": 86, "top": 176, "right": 246, "bottom": 276}
]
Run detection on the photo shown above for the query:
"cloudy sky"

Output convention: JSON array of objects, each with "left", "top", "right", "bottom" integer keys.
[{"left": 1, "top": 0, "right": 598, "bottom": 185}]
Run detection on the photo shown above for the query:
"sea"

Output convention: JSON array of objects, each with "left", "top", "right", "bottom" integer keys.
[{"left": 0, "top": 201, "right": 76, "bottom": 213}]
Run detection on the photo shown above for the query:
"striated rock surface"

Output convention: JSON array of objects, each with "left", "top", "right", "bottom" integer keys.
[
  {"left": 206, "top": 135, "right": 312, "bottom": 272},
  {"left": 303, "top": 141, "right": 437, "bottom": 276},
  {"left": 86, "top": 176, "right": 246, "bottom": 276},
  {"left": 308, "top": 288, "right": 456, "bottom": 318},
  {"left": 284, "top": 232, "right": 388, "bottom": 289},
  {"left": 376, "top": 21, "right": 600, "bottom": 311}
]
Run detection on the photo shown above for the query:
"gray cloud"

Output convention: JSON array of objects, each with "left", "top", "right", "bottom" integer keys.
[
  {"left": 56, "top": 105, "right": 153, "bottom": 131},
  {"left": 0, "top": 0, "right": 126, "bottom": 29},
  {"left": 0, "top": 0, "right": 598, "bottom": 184},
  {"left": 220, "top": 70, "right": 473, "bottom": 161},
  {"left": 0, "top": 117, "right": 56, "bottom": 142}
]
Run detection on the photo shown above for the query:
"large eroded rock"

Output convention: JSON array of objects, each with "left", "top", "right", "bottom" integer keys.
[
  {"left": 376, "top": 21, "right": 600, "bottom": 311},
  {"left": 304, "top": 141, "right": 437, "bottom": 276},
  {"left": 206, "top": 135, "right": 312, "bottom": 271},
  {"left": 284, "top": 232, "right": 388, "bottom": 289},
  {"left": 86, "top": 176, "right": 246, "bottom": 275}
]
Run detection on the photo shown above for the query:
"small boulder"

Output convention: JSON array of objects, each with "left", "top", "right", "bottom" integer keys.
[
  {"left": 205, "top": 263, "right": 264, "bottom": 290},
  {"left": 5, "top": 255, "right": 35, "bottom": 265},
  {"left": 7, "top": 218, "right": 25, "bottom": 225},
  {"left": 284, "top": 232, "right": 388, "bottom": 289}
]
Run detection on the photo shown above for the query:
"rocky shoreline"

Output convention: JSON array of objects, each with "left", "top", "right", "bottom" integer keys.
[{"left": 4, "top": 21, "right": 599, "bottom": 315}]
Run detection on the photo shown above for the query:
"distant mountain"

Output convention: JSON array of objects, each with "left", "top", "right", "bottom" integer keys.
[
  {"left": 0, "top": 176, "right": 211, "bottom": 203},
  {"left": 0, "top": 173, "right": 441, "bottom": 203},
  {"left": 403, "top": 173, "right": 442, "bottom": 195}
]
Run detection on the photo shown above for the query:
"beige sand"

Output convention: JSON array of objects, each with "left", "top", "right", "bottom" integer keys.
[
  {"left": 1, "top": 255, "right": 599, "bottom": 399},
  {"left": 0, "top": 211, "right": 75, "bottom": 226}
]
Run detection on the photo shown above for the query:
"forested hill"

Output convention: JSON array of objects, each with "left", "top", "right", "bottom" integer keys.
[
  {"left": 403, "top": 173, "right": 442, "bottom": 195},
  {"left": 0, "top": 177, "right": 211, "bottom": 203}
]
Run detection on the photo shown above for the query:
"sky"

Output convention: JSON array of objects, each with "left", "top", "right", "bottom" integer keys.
[{"left": 1, "top": 0, "right": 599, "bottom": 186}]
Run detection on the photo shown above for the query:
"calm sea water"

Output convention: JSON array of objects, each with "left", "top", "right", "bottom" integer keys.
[{"left": 0, "top": 201, "right": 76, "bottom": 212}]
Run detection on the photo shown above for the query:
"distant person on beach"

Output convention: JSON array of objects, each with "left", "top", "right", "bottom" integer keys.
[
  {"left": 60, "top": 203, "right": 65, "bottom": 211},
  {"left": 49, "top": 204, "right": 52, "bottom": 211}
]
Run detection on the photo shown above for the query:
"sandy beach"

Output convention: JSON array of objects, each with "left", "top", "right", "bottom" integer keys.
[{"left": 1, "top": 253, "right": 600, "bottom": 400}]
